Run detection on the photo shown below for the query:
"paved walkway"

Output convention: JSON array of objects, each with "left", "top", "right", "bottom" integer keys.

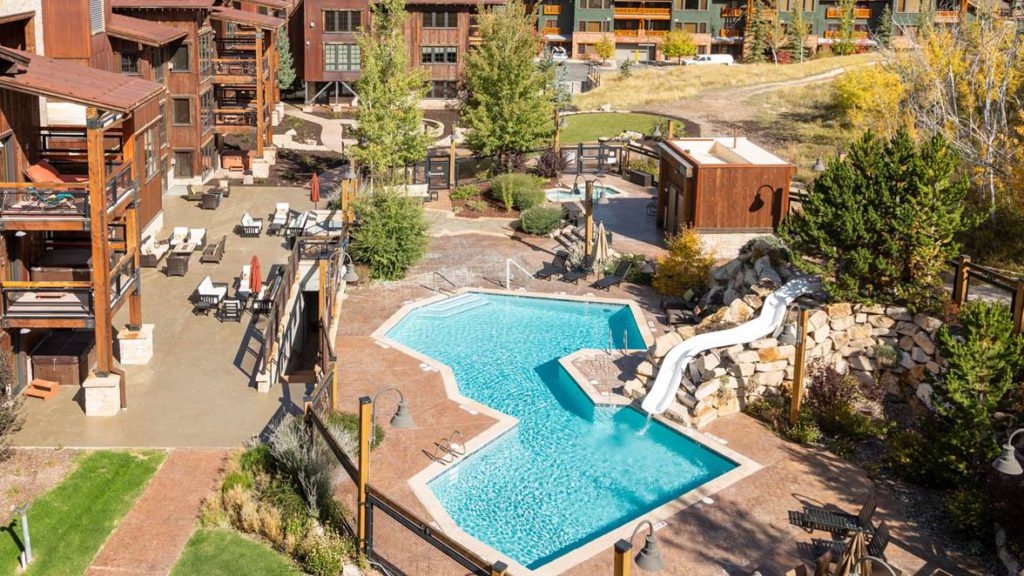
[
  {"left": 86, "top": 450, "right": 226, "bottom": 576},
  {"left": 282, "top": 104, "right": 355, "bottom": 153}
]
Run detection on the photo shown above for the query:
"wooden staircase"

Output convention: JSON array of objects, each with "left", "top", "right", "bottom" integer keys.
[
  {"left": 281, "top": 369, "right": 317, "bottom": 384},
  {"left": 23, "top": 378, "right": 59, "bottom": 401}
]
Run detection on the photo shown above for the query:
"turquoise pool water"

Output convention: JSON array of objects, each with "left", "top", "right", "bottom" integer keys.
[
  {"left": 545, "top": 185, "right": 620, "bottom": 203},
  {"left": 386, "top": 293, "right": 737, "bottom": 569}
]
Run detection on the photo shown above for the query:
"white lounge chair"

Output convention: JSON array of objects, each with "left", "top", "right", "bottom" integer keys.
[
  {"left": 168, "top": 227, "right": 189, "bottom": 247},
  {"left": 240, "top": 213, "right": 263, "bottom": 237},
  {"left": 188, "top": 228, "right": 207, "bottom": 247},
  {"left": 140, "top": 236, "right": 169, "bottom": 267},
  {"left": 238, "top": 265, "right": 252, "bottom": 299},
  {"left": 269, "top": 203, "right": 289, "bottom": 234}
]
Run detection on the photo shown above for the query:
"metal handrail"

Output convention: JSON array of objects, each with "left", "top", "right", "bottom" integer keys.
[
  {"left": 505, "top": 258, "right": 533, "bottom": 290},
  {"left": 432, "top": 271, "right": 457, "bottom": 294}
]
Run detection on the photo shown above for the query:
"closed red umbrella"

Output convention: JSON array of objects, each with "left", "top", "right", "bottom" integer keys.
[
  {"left": 311, "top": 173, "right": 320, "bottom": 208},
  {"left": 250, "top": 255, "right": 262, "bottom": 295}
]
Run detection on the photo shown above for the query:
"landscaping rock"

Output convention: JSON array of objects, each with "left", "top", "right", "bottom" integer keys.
[
  {"left": 913, "top": 332, "right": 936, "bottom": 355},
  {"left": 830, "top": 315, "right": 856, "bottom": 331},
  {"left": 895, "top": 321, "right": 919, "bottom": 336},
  {"left": 624, "top": 379, "right": 646, "bottom": 399},
  {"left": 750, "top": 370, "right": 785, "bottom": 387},
  {"left": 695, "top": 379, "right": 722, "bottom": 401},
  {"left": 911, "top": 346, "right": 931, "bottom": 363},
  {"left": 848, "top": 354, "right": 875, "bottom": 372},
  {"left": 899, "top": 335, "right": 915, "bottom": 351},
  {"left": 695, "top": 352, "right": 721, "bottom": 373},
  {"left": 847, "top": 323, "right": 872, "bottom": 341},
  {"left": 868, "top": 314, "right": 896, "bottom": 329},
  {"left": 731, "top": 363, "right": 756, "bottom": 377},
  {"left": 858, "top": 304, "right": 887, "bottom": 315},
  {"left": 675, "top": 325, "right": 697, "bottom": 340},
  {"left": 652, "top": 331, "right": 683, "bottom": 358},
  {"left": 636, "top": 361, "right": 655, "bottom": 378},
  {"left": 749, "top": 338, "right": 777, "bottom": 349},
  {"left": 914, "top": 313, "right": 943, "bottom": 333},
  {"left": 887, "top": 306, "right": 913, "bottom": 321},
  {"left": 759, "top": 266, "right": 783, "bottom": 287},
  {"left": 728, "top": 348, "right": 759, "bottom": 364},
  {"left": 728, "top": 298, "right": 755, "bottom": 322},
  {"left": 808, "top": 310, "right": 830, "bottom": 331},
  {"left": 677, "top": 390, "right": 698, "bottom": 408},
  {"left": 826, "top": 303, "right": 853, "bottom": 318}
]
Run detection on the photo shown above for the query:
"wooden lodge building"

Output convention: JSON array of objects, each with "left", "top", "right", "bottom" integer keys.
[{"left": 656, "top": 137, "right": 794, "bottom": 234}]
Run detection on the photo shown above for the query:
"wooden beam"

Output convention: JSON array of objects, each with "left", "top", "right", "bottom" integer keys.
[
  {"left": 789, "top": 309, "right": 810, "bottom": 426},
  {"left": 357, "top": 396, "right": 372, "bottom": 553},
  {"left": 86, "top": 107, "right": 113, "bottom": 377},
  {"left": 255, "top": 33, "right": 265, "bottom": 156},
  {"left": 126, "top": 206, "right": 143, "bottom": 330},
  {"left": 2, "top": 318, "right": 91, "bottom": 329}
]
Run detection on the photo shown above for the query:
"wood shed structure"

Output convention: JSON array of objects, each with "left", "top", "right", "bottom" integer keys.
[{"left": 656, "top": 137, "right": 794, "bottom": 234}]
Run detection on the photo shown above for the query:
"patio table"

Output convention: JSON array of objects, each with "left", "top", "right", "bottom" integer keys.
[{"left": 172, "top": 242, "right": 198, "bottom": 254}]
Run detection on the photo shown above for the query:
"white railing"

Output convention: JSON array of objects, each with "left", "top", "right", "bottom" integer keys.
[{"left": 505, "top": 258, "right": 533, "bottom": 290}]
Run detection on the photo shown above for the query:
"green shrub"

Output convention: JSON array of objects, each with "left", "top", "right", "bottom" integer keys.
[
  {"left": 490, "top": 173, "right": 545, "bottom": 211},
  {"left": 302, "top": 530, "right": 347, "bottom": 576},
  {"left": 783, "top": 410, "right": 823, "bottom": 444},
  {"left": 816, "top": 404, "right": 878, "bottom": 442},
  {"left": 465, "top": 199, "right": 488, "bottom": 213},
  {"left": 222, "top": 470, "right": 254, "bottom": 494},
  {"left": 652, "top": 228, "right": 714, "bottom": 296},
  {"left": 627, "top": 158, "right": 658, "bottom": 176},
  {"left": 261, "top": 477, "right": 309, "bottom": 529},
  {"left": 325, "top": 411, "right": 385, "bottom": 450},
  {"left": 519, "top": 206, "right": 563, "bottom": 235},
  {"left": 240, "top": 444, "right": 273, "bottom": 474},
  {"left": 886, "top": 428, "right": 939, "bottom": 484},
  {"left": 944, "top": 487, "right": 992, "bottom": 536},
  {"left": 349, "top": 189, "right": 430, "bottom": 281},
  {"left": 451, "top": 184, "right": 480, "bottom": 201},
  {"left": 744, "top": 397, "right": 787, "bottom": 431}
]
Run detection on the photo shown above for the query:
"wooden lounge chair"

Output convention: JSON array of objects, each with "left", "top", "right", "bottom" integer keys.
[
  {"left": 239, "top": 213, "right": 264, "bottom": 237},
  {"left": 219, "top": 298, "right": 243, "bottom": 322},
  {"left": 813, "top": 521, "right": 891, "bottom": 562},
  {"left": 535, "top": 251, "right": 569, "bottom": 280},
  {"left": 791, "top": 492, "right": 876, "bottom": 536},
  {"left": 200, "top": 235, "right": 226, "bottom": 264},
  {"left": 591, "top": 260, "right": 632, "bottom": 291},
  {"left": 561, "top": 255, "right": 595, "bottom": 284}
]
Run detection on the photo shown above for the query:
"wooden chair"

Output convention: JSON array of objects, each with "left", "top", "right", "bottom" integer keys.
[
  {"left": 200, "top": 235, "right": 227, "bottom": 264},
  {"left": 239, "top": 213, "right": 264, "bottom": 237},
  {"left": 219, "top": 298, "right": 243, "bottom": 322}
]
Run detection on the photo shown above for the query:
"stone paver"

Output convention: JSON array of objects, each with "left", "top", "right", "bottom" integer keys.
[
  {"left": 86, "top": 449, "right": 226, "bottom": 576},
  {"left": 571, "top": 350, "right": 644, "bottom": 397},
  {"left": 283, "top": 104, "right": 355, "bottom": 153}
]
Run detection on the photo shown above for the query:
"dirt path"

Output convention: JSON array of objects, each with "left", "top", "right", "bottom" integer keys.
[{"left": 642, "top": 64, "right": 864, "bottom": 136}]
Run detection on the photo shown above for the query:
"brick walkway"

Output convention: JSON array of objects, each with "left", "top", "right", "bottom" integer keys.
[{"left": 86, "top": 450, "right": 226, "bottom": 576}]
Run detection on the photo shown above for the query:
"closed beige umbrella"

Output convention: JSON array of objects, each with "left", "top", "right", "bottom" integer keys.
[
  {"left": 593, "top": 220, "right": 609, "bottom": 265},
  {"left": 834, "top": 531, "right": 868, "bottom": 576}
]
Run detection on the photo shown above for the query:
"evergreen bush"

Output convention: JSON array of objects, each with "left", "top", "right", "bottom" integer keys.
[
  {"left": 490, "top": 173, "right": 545, "bottom": 211},
  {"left": 519, "top": 206, "right": 563, "bottom": 235},
  {"left": 349, "top": 189, "right": 430, "bottom": 280}
]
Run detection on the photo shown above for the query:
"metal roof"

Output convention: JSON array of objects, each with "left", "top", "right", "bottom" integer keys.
[
  {"left": 210, "top": 6, "right": 285, "bottom": 29},
  {"left": 108, "top": 13, "right": 188, "bottom": 46}
]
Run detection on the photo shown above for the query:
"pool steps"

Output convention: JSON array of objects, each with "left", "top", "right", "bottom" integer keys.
[{"left": 419, "top": 293, "right": 492, "bottom": 318}]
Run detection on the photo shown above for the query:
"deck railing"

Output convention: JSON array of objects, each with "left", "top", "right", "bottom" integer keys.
[
  {"left": 721, "top": 6, "right": 743, "bottom": 17},
  {"left": 213, "top": 58, "right": 257, "bottom": 77},
  {"left": 0, "top": 184, "right": 90, "bottom": 220},
  {"left": 826, "top": 7, "right": 872, "bottom": 18},
  {"left": 950, "top": 255, "right": 1024, "bottom": 333},
  {"left": 614, "top": 6, "right": 672, "bottom": 16},
  {"left": 214, "top": 108, "right": 258, "bottom": 127},
  {"left": 0, "top": 281, "right": 94, "bottom": 324}
]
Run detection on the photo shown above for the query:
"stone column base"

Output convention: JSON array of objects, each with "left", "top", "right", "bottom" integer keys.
[
  {"left": 255, "top": 372, "right": 271, "bottom": 394},
  {"left": 83, "top": 374, "right": 121, "bottom": 417},
  {"left": 118, "top": 324, "right": 154, "bottom": 365}
]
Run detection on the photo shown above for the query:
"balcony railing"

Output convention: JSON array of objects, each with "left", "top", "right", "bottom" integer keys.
[
  {"left": 826, "top": 7, "right": 872, "bottom": 18},
  {"left": 719, "top": 28, "right": 744, "bottom": 37},
  {"left": 542, "top": 26, "right": 561, "bottom": 34},
  {"left": 215, "top": 108, "right": 258, "bottom": 127},
  {"left": 613, "top": 7, "right": 672, "bottom": 16},
  {"left": 543, "top": 5, "right": 561, "bottom": 14},
  {"left": 934, "top": 10, "right": 961, "bottom": 21},
  {"left": 215, "top": 35, "right": 258, "bottom": 54},
  {"left": 0, "top": 162, "right": 135, "bottom": 224},
  {"left": 721, "top": 7, "right": 743, "bottom": 17},
  {"left": 105, "top": 163, "right": 136, "bottom": 210},
  {"left": 824, "top": 30, "right": 869, "bottom": 38},
  {"left": 614, "top": 29, "right": 668, "bottom": 37},
  {"left": 213, "top": 58, "right": 257, "bottom": 77},
  {"left": 0, "top": 282, "right": 94, "bottom": 323}
]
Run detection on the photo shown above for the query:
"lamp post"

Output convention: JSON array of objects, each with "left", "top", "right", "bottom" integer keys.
[
  {"left": 614, "top": 520, "right": 664, "bottom": 575},
  {"left": 993, "top": 428, "right": 1024, "bottom": 476},
  {"left": 14, "top": 503, "right": 31, "bottom": 568},
  {"left": 851, "top": 555, "right": 899, "bottom": 576},
  {"left": 342, "top": 252, "right": 359, "bottom": 284},
  {"left": 370, "top": 386, "right": 415, "bottom": 447}
]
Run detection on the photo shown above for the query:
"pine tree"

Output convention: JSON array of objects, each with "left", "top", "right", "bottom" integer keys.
[
  {"left": 781, "top": 130, "right": 979, "bottom": 308},
  {"left": 875, "top": 4, "right": 893, "bottom": 48},
  {"left": 787, "top": 4, "right": 810, "bottom": 63},
  {"left": 662, "top": 29, "right": 697, "bottom": 64},
  {"left": 834, "top": 0, "right": 858, "bottom": 55},
  {"left": 744, "top": 0, "right": 770, "bottom": 63},
  {"left": 462, "top": 0, "right": 554, "bottom": 172},
  {"left": 277, "top": 28, "right": 297, "bottom": 91},
  {"left": 350, "top": 0, "right": 431, "bottom": 183}
]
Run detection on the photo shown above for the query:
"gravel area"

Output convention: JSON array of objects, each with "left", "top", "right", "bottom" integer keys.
[{"left": 0, "top": 448, "right": 80, "bottom": 520}]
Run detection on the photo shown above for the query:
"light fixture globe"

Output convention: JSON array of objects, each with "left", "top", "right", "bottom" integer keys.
[
  {"left": 596, "top": 190, "right": 610, "bottom": 205},
  {"left": 389, "top": 400, "right": 415, "bottom": 430},
  {"left": 993, "top": 443, "right": 1023, "bottom": 476},
  {"left": 343, "top": 267, "right": 359, "bottom": 283},
  {"left": 812, "top": 155, "right": 827, "bottom": 173},
  {"left": 635, "top": 533, "right": 664, "bottom": 572}
]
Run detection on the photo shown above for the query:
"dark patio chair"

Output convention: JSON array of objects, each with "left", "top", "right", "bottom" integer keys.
[
  {"left": 200, "top": 235, "right": 227, "bottom": 264},
  {"left": 591, "top": 260, "right": 632, "bottom": 291},
  {"left": 535, "top": 251, "right": 569, "bottom": 280},
  {"left": 219, "top": 298, "right": 243, "bottom": 322},
  {"left": 791, "top": 491, "right": 876, "bottom": 536},
  {"left": 561, "top": 255, "right": 595, "bottom": 284},
  {"left": 813, "top": 521, "right": 892, "bottom": 563}
]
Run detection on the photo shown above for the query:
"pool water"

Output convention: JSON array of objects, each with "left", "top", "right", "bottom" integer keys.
[
  {"left": 545, "top": 185, "right": 620, "bottom": 203},
  {"left": 386, "top": 293, "right": 736, "bottom": 569}
]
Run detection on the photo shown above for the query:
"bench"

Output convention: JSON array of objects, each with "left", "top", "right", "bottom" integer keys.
[{"left": 200, "top": 235, "right": 227, "bottom": 264}]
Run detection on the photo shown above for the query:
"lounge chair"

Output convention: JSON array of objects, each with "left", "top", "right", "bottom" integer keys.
[
  {"left": 24, "top": 160, "right": 88, "bottom": 184},
  {"left": 535, "top": 251, "right": 569, "bottom": 280},
  {"left": 188, "top": 228, "right": 207, "bottom": 248},
  {"left": 813, "top": 521, "right": 891, "bottom": 562},
  {"left": 191, "top": 276, "right": 228, "bottom": 315},
  {"left": 791, "top": 492, "right": 876, "bottom": 536},
  {"left": 200, "top": 235, "right": 226, "bottom": 264},
  {"left": 139, "top": 236, "right": 169, "bottom": 268},
  {"left": 591, "top": 260, "right": 632, "bottom": 291},
  {"left": 219, "top": 298, "right": 243, "bottom": 322},
  {"left": 168, "top": 227, "right": 189, "bottom": 247},
  {"left": 184, "top": 184, "right": 209, "bottom": 202},
  {"left": 561, "top": 255, "right": 595, "bottom": 284},
  {"left": 239, "top": 213, "right": 264, "bottom": 237},
  {"left": 237, "top": 265, "right": 252, "bottom": 300},
  {"left": 269, "top": 203, "right": 289, "bottom": 234},
  {"left": 201, "top": 190, "right": 222, "bottom": 210}
]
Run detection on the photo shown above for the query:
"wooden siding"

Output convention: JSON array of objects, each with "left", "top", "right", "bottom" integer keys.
[
  {"left": 0, "top": 87, "right": 40, "bottom": 182},
  {"left": 41, "top": 0, "right": 92, "bottom": 64},
  {"left": 0, "top": 14, "right": 35, "bottom": 52},
  {"left": 303, "top": 0, "right": 371, "bottom": 83}
]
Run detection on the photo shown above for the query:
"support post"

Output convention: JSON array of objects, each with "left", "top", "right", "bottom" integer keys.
[
  {"left": 255, "top": 33, "right": 266, "bottom": 156},
  {"left": 789, "top": 309, "right": 810, "bottom": 426},
  {"left": 490, "top": 561, "right": 508, "bottom": 576},
  {"left": 584, "top": 179, "right": 594, "bottom": 256},
  {"left": 552, "top": 109, "right": 561, "bottom": 156},
  {"left": 667, "top": 119, "right": 674, "bottom": 139},
  {"left": 357, "top": 396, "right": 372, "bottom": 553},
  {"left": 448, "top": 138, "right": 457, "bottom": 190},
  {"left": 613, "top": 539, "right": 632, "bottom": 576},
  {"left": 86, "top": 107, "right": 113, "bottom": 378},
  {"left": 952, "top": 254, "right": 970, "bottom": 306}
]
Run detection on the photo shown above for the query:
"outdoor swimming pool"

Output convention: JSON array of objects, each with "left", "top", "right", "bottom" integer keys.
[
  {"left": 545, "top": 185, "right": 621, "bottom": 203},
  {"left": 386, "top": 292, "right": 738, "bottom": 570}
]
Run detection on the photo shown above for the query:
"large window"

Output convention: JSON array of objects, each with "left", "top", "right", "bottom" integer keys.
[
  {"left": 89, "top": 0, "right": 105, "bottom": 34},
  {"left": 170, "top": 44, "right": 190, "bottom": 72},
  {"left": 324, "top": 43, "right": 361, "bottom": 72},
  {"left": 199, "top": 32, "right": 213, "bottom": 78},
  {"left": 158, "top": 101, "right": 168, "bottom": 149},
  {"left": 579, "top": 0, "right": 611, "bottom": 9},
  {"left": 174, "top": 150, "right": 193, "bottom": 179},
  {"left": 677, "top": 0, "right": 709, "bottom": 10},
  {"left": 421, "top": 46, "right": 458, "bottom": 64},
  {"left": 577, "top": 20, "right": 610, "bottom": 32},
  {"left": 142, "top": 128, "right": 158, "bottom": 181},
  {"left": 119, "top": 52, "right": 140, "bottom": 75},
  {"left": 153, "top": 48, "right": 165, "bottom": 82},
  {"left": 675, "top": 21, "right": 708, "bottom": 33},
  {"left": 427, "top": 80, "right": 457, "bottom": 99},
  {"left": 172, "top": 97, "right": 192, "bottom": 126},
  {"left": 423, "top": 11, "right": 458, "bottom": 28},
  {"left": 802, "top": 0, "right": 815, "bottom": 11},
  {"left": 324, "top": 10, "right": 361, "bottom": 32},
  {"left": 200, "top": 90, "right": 214, "bottom": 133},
  {"left": 897, "top": 0, "right": 921, "bottom": 11}
]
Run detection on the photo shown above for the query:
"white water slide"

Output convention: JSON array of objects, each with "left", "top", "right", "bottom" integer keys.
[{"left": 641, "top": 276, "right": 821, "bottom": 415}]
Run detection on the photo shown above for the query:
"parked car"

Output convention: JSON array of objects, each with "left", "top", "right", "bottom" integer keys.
[
  {"left": 683, "top": 54, "right": 735, "bottom": 66},
  {"left": 550, "top": 47, "right": 569, "bottom": 62}
]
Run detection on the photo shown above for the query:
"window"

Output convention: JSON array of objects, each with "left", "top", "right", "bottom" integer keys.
[
  {"left": 421, "top": 46, "right": 458, "bottom": 64},
  {"left": 0, "top": 134, "right": 15, "bottom": 182},
  {"left": 675, "top": 22, "right": 708, "bottom": 33},
  {"left": 199, "top": 32, "right": 213, "bottom": 78},
  {"left": 578, "top": 43, "right": 595, "bottom": 54},
  {"left": 324, "top": 43, "right": 361, "bottom": 72},
  {"left": 172, "top": 97, "right": 192, "bottom": 125},
  {"left": 677, "top": 0, "right": 708, "bottom": 10},
  {"left": 170, "top": 44, "right": 190, "bottom": 72},
  {"left": 142, "top": 128, "right": 158, "bottom": 180},
  {"left": 427, "top": 80, "right": 457, "bottom": 99},
  {"left": 577, "top": 20, "right": 610, "bottom": 32},
  {"left": 802, "top": 0, "right": 814, "bottom": 11},
  {"left": 89, "top": 0, "right": 105, "bottom": 34},
  {"left": 579, "top": 0, "right": 611, "bottom": 8},
  {"left": 153, "top": 48, "right": 165, "bottom": 82},
  {"left": 119, "top": 52, "right": 140, "bottom": 75},
  {"left": 543, "top": 18, "right": 559, "bottom": 29},
  {"left": 158, "top": 101, "right": 168, "bottom": 150},
  {"left": 422, "top": 11, "right": 458, "bottom": 28},
  {"left": 897, "top": 0, "right": 921, "bottom": 11},
  {"left": 324, "top": 10, "right": 361, "bottom": 32},
  {"left": 200, "top": 90, "right": 214, "bottom": 133},
  {"left": 174, "top": 150, "right": 193, "bottom": 179}
]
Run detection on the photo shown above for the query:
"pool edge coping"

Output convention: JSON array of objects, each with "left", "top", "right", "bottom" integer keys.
[{"left": 371, "top": 289, "right": 762, "bottom": 576}]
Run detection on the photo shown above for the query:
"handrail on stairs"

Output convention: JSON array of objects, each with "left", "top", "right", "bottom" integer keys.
[{"left": 505, "top": 258, "right": 533, "bottom": 290}]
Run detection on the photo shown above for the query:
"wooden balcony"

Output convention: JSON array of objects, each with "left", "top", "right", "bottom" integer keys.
[
  {"left": 214, "top": 108, "right": 259, "bottom": 134},
  {"left": 0, "top": 163, "right": 137, "bottom": 231},
  {"left": 934, "top": 10, "right": 962, "bottom": 22},
  {"left": 213, "top": 58, "right": 259, "bottom": 84},
  {"left": 721, "top": 7, "right": 743, "bottom": 17},
  {"left": 614, "top": 6, "right": 672, "bottom": 18},
  {"left": 614, "top": 28, "right": 669, "bottom": 37},
  {"left": 542, "top": 26, "right": 562, "bottom": 35},
  {"left": 0, "top": 282, "right": 94, "bottom": 328},
  {"left": 826, "top": 7, "right": 872, "bottom": 18},
  {"left": 824, "top": 30, "right": 869, "bottom": 38},
  {"left": 543, "top": 5, "right": 561, "bottom": 14},
  {"left": 719, "top": 28, "right": 744, "bottom": 38}
]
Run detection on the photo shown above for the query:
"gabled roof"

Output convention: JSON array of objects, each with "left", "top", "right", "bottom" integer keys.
[
  {"left": 108, "top": 13, "right": 188, "bottom": 46},
  {"left": 210, "top": 6, "right": 285, "bottom": 29},
  {"left": 240, "top": 0, "right": 293, "bottom": 13},
  {"left": 110, "top": 0, "right": 215, "bottom": 8},
  {"left": 0, "top": 47, "right": 165, "bottom": 113}
]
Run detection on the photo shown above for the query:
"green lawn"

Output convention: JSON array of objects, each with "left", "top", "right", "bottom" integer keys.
[
  {"left": 171, "top": 529, "right": 302, "bottom": 576},
  {"left": 1, "top": 450, "right": 165, "bottom": 576},
  {"left": 560, "top": 112, "right": 666, "bottom": 144}
]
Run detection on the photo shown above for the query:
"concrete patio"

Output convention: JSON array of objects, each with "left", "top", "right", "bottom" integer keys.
[{"left": 15, "top": 186, "right": 317, "bottom": 448}]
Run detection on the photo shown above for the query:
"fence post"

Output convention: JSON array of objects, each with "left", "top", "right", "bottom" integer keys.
[
  {"left": 789, "top": 309, "right": 810, "bottom": 427},
  {"left": 952, "top": 254, "right": 971, "bottom": 306},
  {"left": 357, "top": 396, "right": 372, "bottom": 553},
  {"left": 1013, "top": 279, "right": 1024, "bottom": 334},
  {"left": 490, "top": 561, "right": 509, "bottom": 576},
  {"left": 448, "top": 139, "right": 457, "bottom": 191},
  {"left": 613, "top": 539, "right": 632, "bottom": 576},
  {"left": 667, "top": 119, "right": 674, "bottom": 139}
]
